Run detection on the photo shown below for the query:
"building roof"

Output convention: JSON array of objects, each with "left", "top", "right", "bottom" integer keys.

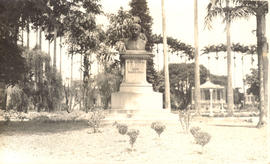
[{"left": 200, "top": 80, "right": 224, "bottom": 89}]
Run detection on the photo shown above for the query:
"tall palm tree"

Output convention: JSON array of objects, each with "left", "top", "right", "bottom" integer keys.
[
  {"left": 36, "top": 27, "right": 39, "bottom": 48},
  {"left": 225, "top": 0, "right": 233, "bottom": 116},
  {"left": 161, "top": 0, "right": 171, "bottom": 110},
  {"left": 205, "top": 0, "right": 251, "bottom": 115},
  {"left": 235, "top": 0, "right": 268, "bottom": 127},
  {"left": 69, "top": 53, "right": 73, "bottom": 112},
  {"left": 27, "top": 20, "right": 30, "bottom": 49},
  {"left": 53, "top": 27, "right": 57, "bottom": 72},
  {"left": 194, "top": 0, "right": 201, "bottom": 114},
  {"left": 48, "top": 39, "right": 50, "bottom": 59},
  {"left": 254, "top": 1, "right": 268, "bottom": 127},
  {"left": 60, "top": 36, "right": 62, "bottom": 75},
  {"left": 39, "top": 27, "right": 42, "bottom": 50}
]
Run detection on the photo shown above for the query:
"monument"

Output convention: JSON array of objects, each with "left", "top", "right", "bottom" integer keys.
[{"left": 111, "top": 17, "right": 163, "bottom": 115}]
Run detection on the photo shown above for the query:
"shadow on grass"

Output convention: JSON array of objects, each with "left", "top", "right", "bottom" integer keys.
[
  {"left": 210, "top": 124, "right": 256, "bottom": 128},
  {"left": 0, "top": 120, "right": 89, "bottom": 135}
]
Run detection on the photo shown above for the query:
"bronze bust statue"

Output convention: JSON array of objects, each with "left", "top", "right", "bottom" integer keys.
[{"left": 118, "top": 16, "right": 147, "bottom": 52}]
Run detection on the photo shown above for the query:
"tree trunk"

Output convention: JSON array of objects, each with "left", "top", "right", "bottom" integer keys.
[
  {"left": 0, "top": 82, "right": 7, "bottom": 111},
  {"left": 226, "top": 0, "right": 234, "bottom": 116},
  {"left": 36, "top": 27, "right": 38, "bottom": 48},
  {"left": 161, "top": 0, "right": 171, "bottom": 110},
  {"left": 21, "top": 26, "right": 24, "bottom": 46},
  {"left": 27, "top": 21, "right": 30, "bottom": 49},
  {"left": 241, "top": 56, "right": 246, "bottom": 108},
  {"left": 256, "top": 10, "right": 267, "bottom": 128},
  {"left": 69, "top": 54, "right": 73, "bottom": 112},
  {"left": 194, "top": 0, "right": 201, "bottom": 114},
  {"left": 53, "top": 27, "right": 57, "bottom": 72},
  {"left": 80, "top": 53, "right": 83, "bottom": 111},
  {"left": 83, "top": 54, "right": 90, "bottom": 112},
  {"left": 60, "top": 37, "right": 62, "bottom": 75},
  {"left": 48, "top": 38, "right": 50, "bottom": 54},
  {"left": 39, "top": 27, "right": 42, "bottom": 50}
]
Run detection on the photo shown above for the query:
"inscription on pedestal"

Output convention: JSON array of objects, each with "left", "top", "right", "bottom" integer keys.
[
  {"left": 125, "top": 59, "right": 146, "bottom": 83},
  {"left": 127, "top": 60, "right": 144, "bottom": 73}
]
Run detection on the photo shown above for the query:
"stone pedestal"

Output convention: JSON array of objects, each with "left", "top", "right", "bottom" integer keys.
[{"left": 111, "top": 50, "right": 163, "bottom": 112}]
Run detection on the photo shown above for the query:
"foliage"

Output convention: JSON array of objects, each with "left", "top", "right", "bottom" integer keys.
[
  {"left": 204, "top": 0, "right": 253, "bottom": 29},
  {"left": 153, "top": 34, "right": 194, "bottom": 59},
  {"left": 95, "top": 71, "right": 122, "bottom": 109},
  {"left": 127, "top": 129, "right": 140, "bottom": 149},
  {"left": 0, "top": 41, "right": 26, "bottom": 85},
  {"left": 113, "top": 121, "right": 128, "bottom": 135},
  {"left": 28, "top": 49, "right": 63, "bottom": 112},
  {"left": 64, "top": 12, "right": 104, "bottom": 55},
  {"left": 234, "top": 88, "right": 244, "bottom": 106},
  {"left": 3, "top": 112, "right": 11, "bottom": 125},
  {"left": 190, "top": 126, "right": 211, "bottom": 153},
  {"left": 178, "top": 109, "right": 192, "bottom": 133},
  {"left": 61, "top": 0, "right": 103, "bottom": 112},
  {"left": 88, "top": 110, "right": 105, "bottom": 133},
  {"left": 0, "top": 110, "right": 93, "bottom": 123},
  {"left": 245, "top": 68, "right": 259, "bottom": 100},
  {"left": 7, "top": 49, "right": 63, "bottom": 112},
  {"left": 202, "top": 43, "right": 257, "bottom": 59},
  {"left": 106, "top": 7, "right": 134, "bottom": 47},
  {"left": 7, "top": 86, "right": 30, "bottom": 113},
  {"left": 63, "top": 81, "right": 83, "bottom": 113},
  {"left": 129, "top": 0, "right": 154, "bottom": 51},
  {"left": 0, "top": 0, "right": 71, "bottom": 85},
  {"left": 151, "top": 121, "right": 166, "bottom": 137},
  {"left": 210, "top": 74, "right": 227, "bottom": 87},
  {"left": 152, "top": 71, "right": 165, "bottom": 93},
  {"left": 169, "top": 63, "right": 208, "bottom": 109}
]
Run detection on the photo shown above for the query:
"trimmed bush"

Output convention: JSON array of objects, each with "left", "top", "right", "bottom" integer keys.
[{"left": 151, "top": 121, "right": 166, "bottom": 137}]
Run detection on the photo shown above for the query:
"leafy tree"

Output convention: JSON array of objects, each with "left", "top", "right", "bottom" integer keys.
[
  {"left": 7, "top": 48, "right": 63, "bottom": 112},
  {"left": 94, "top": 43, "right": 123, "bottom": 109},
  {"left": 106, "top": 7, "right": 134, "bottom": 48},
  {"left": 95, "top": 72, "right": 121, "bottom": 109},
  {"left": 62, "top": 0, "right": 102, "bottom": 112},
  {"left": 168, "top": 63, "right": 208, "bottom": 109},
  {"left": 245, "top": 68, "right": 259, "bottom": 100},
  {"left": 194, "top": 0, "right": 200, "bottom": 115},
  {"left": 0, "top": 0, "right": 30, "bottom": 85},
  {"left": 152, "top": 34, "right": 194, "bottom": 59}
]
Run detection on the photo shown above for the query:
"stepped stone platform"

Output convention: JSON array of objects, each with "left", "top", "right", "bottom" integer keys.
[{"left": 102, "top": 109, "right": 179, "bottom": 126}]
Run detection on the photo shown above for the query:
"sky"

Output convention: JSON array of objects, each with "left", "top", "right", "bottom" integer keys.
[
  {"left": 25, "top": 0, "right": 269, "bottom": 91},
  {"left": 98, "top": 0, "right": 259, "bottom": 90}
]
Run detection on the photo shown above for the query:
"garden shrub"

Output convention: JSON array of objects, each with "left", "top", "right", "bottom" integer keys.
[
  {"left": 8, "top": 85, "right": 31, "bottom": 112},
  {"left": 88, "top": 110, "right": 105, "bottom": 133},
  {"left": 190, "top": 126, "right": 211, "bottom": 153},
  {"left": 178, "top": 109, "right": 192, "bottom": 133},
  {"left": 151, "top": 121, "right": 166, "bottom": 137},
  {"left": 113, "top": 121, "right": 128, "bottom": 135},
  {"left": 127, "top": 129, "right": 139, "bottom": 149}
]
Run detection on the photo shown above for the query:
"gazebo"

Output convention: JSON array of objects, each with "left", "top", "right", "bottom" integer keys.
[{"left": 192, "top": 78, "right": 226, "bottom": 115}]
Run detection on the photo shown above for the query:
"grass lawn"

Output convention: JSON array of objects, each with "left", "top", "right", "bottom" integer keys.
[{"left": 0, "top": 115, "right": 268, "bottom": 164}]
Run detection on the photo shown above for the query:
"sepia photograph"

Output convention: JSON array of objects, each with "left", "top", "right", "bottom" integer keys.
[{"left": 0, "top": 0, "right": 269, "bottom": 163}]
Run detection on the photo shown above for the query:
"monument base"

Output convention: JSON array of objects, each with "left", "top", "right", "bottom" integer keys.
[
  {"left": 106, "top": 49, "right": 175, "bottom": 126},
  {"left": 103, "top": 108, "right": 179, "bottom": 126},
  {"left": 111, "top": 91, "right": 163, "bottom": 110}
]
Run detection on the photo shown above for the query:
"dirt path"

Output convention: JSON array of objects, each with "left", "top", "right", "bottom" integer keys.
[{"left": 0, "top": 117, "right": 268, "bottom": 164}]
